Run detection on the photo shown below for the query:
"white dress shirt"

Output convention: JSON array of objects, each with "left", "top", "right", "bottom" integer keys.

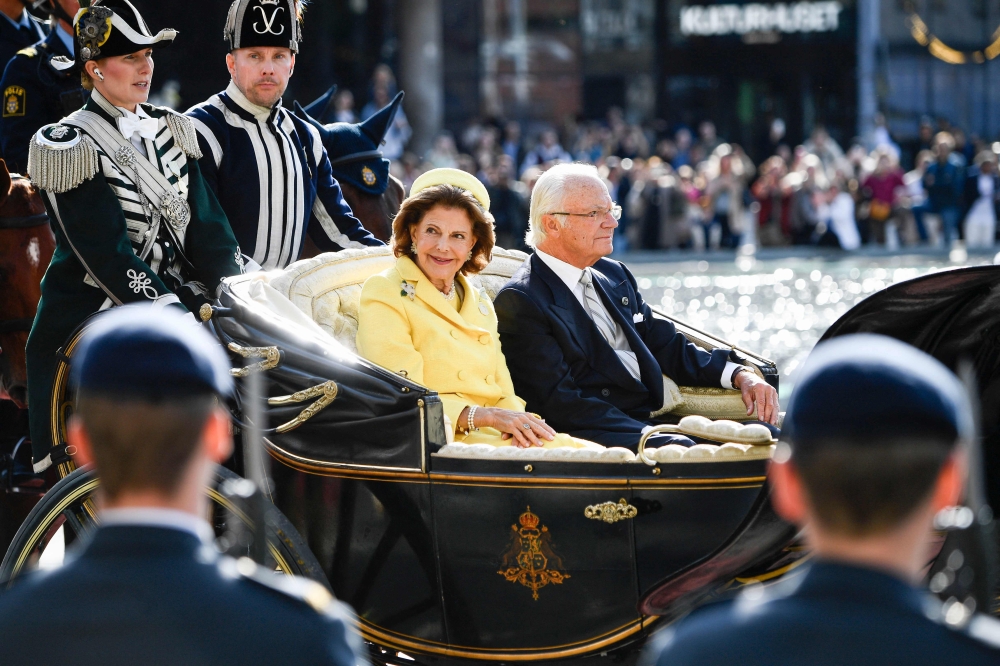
[
  {"left": 534, "top": 248, "right": 740, "bottom": 390},
  {"left": 100, "top": 507, "right": 215, "bottom": 547}
]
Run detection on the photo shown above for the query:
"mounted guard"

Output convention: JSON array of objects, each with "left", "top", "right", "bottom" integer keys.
[
  {"left": 24, "top": 0, "right": 244, "bottom": 474},
  {"left": 186, "top": 0, "right": 383, "bottom": 272}
]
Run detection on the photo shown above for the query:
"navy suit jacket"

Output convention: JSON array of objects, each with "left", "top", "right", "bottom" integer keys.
[
  {"left": 647, "top": 561, "right": 1000, "bottom": 665},
  {"left": 0, "top": 526, "right": 365, "bottom": 666},
  {"left": 495, "top": 254, "right": 728, "bottom": 447}
]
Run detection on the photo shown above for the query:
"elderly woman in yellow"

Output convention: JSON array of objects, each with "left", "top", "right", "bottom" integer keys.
[{"left": 357, "top": 168, "right": 595, "bottom": 449}]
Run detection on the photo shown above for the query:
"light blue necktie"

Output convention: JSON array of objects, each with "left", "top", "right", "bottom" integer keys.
[{"left": 579, "top": 270, "right": 642, "bottom": 381}]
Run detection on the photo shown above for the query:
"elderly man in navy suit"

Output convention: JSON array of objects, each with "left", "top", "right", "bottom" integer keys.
[{"left": 494, "top": 163, "right": 778, "bottom": 449}]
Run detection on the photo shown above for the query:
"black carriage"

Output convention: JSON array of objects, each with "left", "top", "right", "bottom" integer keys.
[{"left": 5, "top": 247, "right": 800, "bottom": 664}]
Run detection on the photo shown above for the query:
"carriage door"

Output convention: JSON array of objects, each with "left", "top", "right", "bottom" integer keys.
[{"left": 428, "top": 461, "right": 640, "bottom": 658}]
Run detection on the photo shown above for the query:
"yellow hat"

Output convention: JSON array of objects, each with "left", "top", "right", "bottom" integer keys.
[{"left": 408, "top": 167, "right": 491, "bottom": 211}]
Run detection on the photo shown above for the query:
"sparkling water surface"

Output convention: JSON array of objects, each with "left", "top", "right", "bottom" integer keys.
[{"left": 629, "top": 251, "right": 996, "bottom": 399}]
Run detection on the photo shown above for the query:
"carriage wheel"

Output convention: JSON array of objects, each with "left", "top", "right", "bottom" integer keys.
[{"left": 0, "top": 465, "right": 329, "bottom": 588}]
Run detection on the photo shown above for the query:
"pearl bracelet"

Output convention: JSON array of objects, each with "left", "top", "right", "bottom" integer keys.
[{"left": 467, "top": 405, "right": 478, "bottom": 434}]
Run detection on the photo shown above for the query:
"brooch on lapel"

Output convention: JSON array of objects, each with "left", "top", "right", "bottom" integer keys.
[
  {"left": 400, "top": 281, "right": 415, "bottom": 300},
  {"left": 479, "top": 299, "right": 489, "bottom": 315},
  {"left": 622, "top": 297, "right": 629, "bottom": 306}
]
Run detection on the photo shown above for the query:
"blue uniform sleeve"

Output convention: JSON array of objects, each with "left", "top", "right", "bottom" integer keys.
[
  {"left": 0, "top": 53, "right": 42, "bottom": 174},
  {"left": 308, "top": 147, "right": 383, "bottom": 251}
]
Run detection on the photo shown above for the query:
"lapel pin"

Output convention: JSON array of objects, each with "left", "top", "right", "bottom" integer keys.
[{"left": 621, "top": 297, "right": 629, "bottom": 306}]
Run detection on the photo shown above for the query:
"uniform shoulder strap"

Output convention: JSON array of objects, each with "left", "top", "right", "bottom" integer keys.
[
  {"left": 220, "top": 556, "right": 342, "bottom": 618},
  {"left": 27, "top": 123, "right": 100, "bottom": 193},
  {"left": 163, "top": 110, "right": 203, "bottom": 160}
]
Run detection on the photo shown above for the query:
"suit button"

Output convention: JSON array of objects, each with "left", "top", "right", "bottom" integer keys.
[
  {"left": 450, "top": 330, "right": 458, "bottom": 339},
  {"left": 458, "top": 369, "right": 468, "bottom": 380},
  {"left": 479, "top": 334, "right": 490, "bottom": 345},
  {"left": 486, "top": 374, "right": 495, "bottom": 384},
  {"left": 601, "top": 388, "right": 610, "bottom": 397}
]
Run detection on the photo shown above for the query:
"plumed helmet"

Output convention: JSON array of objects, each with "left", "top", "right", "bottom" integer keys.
[
  {"left": 224, "top": 0, "right": 304, "bottom": 54},
  {"left": 74, "top": 0, "right": 177, "bottom": 63},
  {"left": 294, "top": 89, "right": 404, "bottom": 196}
]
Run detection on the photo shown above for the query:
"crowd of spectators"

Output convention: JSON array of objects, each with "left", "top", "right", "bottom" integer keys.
[{"left": 365, "top": 101, "right": 1000, "bottom": 254}]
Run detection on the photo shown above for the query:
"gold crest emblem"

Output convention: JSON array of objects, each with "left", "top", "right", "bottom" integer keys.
[
  {"left": 3, "top": 86, "right": 25, "bottom": 118},
  {"left": 362, "top": 166, "right": 377, "bottom": 186},
  {"left": 497, "top": 506, "right": 570, "bottom": 600}
]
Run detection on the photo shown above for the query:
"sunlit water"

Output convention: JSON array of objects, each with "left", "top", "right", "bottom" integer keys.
[{"left": 629, "top": 251, "right": 997, "bottom": 399}]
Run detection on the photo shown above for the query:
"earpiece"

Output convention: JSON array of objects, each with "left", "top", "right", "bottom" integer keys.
[{"left": 94, "top": 68, "right": 104, "bottom": 81}]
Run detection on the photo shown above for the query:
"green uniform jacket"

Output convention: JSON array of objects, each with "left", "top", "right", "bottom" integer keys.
[{"left": 25, "top": 89, "right": 243, "bottom": 471}]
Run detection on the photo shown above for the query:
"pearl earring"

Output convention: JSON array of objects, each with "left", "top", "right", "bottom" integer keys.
[
  {"left": 410, "top": 241, "right": 417, "bottom": 254},
  {"left": 466, "top": 250, "right": 473, "bottom": 261}
]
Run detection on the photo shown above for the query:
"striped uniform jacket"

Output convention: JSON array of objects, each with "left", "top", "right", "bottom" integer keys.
[
  {"left": 186, "top": 82, "right": 382, "bottom": 271},
  {"left": 24, "top": 88, "right": 243, "bottom": 470}
]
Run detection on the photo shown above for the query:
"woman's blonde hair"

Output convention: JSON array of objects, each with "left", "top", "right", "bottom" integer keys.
[{"left": 392, "top": 184, "right": 495, "bottom": 275}]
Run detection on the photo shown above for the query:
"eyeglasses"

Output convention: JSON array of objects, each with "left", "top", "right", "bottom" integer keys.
[{"left": 548, "top": 204, "right": 622, "bottom": 221}]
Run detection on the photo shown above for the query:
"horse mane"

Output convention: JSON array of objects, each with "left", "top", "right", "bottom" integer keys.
[{"left": 0, "top": 175, "right": 46, "bottom": 218}]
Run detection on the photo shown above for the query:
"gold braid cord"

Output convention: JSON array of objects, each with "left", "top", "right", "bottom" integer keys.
[
  {"left": 228, "top": 342, "right": 280, "bottom": 377},
  {"left": 268, "top": 381, "right": 339, "bottom": 434}
]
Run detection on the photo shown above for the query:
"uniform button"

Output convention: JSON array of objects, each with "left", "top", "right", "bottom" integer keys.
[
  {"left": 486, "top": 374, "right": 494, "bottom": 384},
  {"left": 601, "top": 388, "right": 610, "bottom": 397},
  {"left": 458, "top": 369, "right": 468, "bottom": 380},
  {"left": 479, "top": 334, "right": 490, "bottom": 345},
  {"left": 450, "top": 330, "right": 458, "bottom": 339}
]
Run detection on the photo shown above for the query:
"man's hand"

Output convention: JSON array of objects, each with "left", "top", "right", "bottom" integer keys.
[{"left": 734, "top": 370, "right": 780, "bottom": 425}]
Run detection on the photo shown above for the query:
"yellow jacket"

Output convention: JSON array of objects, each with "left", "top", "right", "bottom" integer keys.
[{"left": 357, "top": 256, "right": 526, "bottom": 432}]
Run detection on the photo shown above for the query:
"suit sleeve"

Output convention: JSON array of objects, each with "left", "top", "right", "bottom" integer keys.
[
  {"left": 495, "top": 287, "right": 649, "bottom": 437},
  {"left": 626, "top": 266, "right": 729, "bottom": 386},
  {"left": 43, "top": 172, "right": 186, "bottom": 311},
  {"left": 182, "top": 157, "right": 243, "bottom": 303},
  {"left": 309, "top": 148, "right": 382, "bottom": 251},
  {"left": 0, "top": 55, "right": 41, "bottom": 174}
]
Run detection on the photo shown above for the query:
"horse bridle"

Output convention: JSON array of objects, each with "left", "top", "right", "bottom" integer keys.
[{"left": 0, "top": 178, "right": 49, "bottom": 336}]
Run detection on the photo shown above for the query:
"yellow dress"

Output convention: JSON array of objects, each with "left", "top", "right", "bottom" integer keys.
[{"left": 357, "top": 256, "right": 595, "bottom": 448}]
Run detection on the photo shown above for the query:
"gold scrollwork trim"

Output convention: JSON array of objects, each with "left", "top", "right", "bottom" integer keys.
[
  {"left": 268, "top": 380, "right": 338, "bottom": 433},
  {"left": 228, "top": 342, "right": 280, "bottom": 377},
  {"left": 584, "top": 498, "right": 637, "bottom": 523}
]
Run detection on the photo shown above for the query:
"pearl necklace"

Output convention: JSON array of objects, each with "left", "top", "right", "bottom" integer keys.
[{"left": 439, "top": 282, "right": 456, "bottom": 301}]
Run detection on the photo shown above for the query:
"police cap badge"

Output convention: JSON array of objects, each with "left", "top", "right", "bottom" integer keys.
[{"left": 224, "top": 0, "right": 303, "bottom": 54}]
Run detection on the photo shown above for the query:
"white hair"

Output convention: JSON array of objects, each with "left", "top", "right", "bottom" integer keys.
[{"left": 525, "top": 163, "right": 604, "bottom": 248}]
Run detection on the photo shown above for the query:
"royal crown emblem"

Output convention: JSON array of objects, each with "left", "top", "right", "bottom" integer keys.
[
  {"left": 497, "top": 506, "right": 570, "bottom": 600},
  {"left": 362, "top": 165, "right": 377, "bottom": 186}
]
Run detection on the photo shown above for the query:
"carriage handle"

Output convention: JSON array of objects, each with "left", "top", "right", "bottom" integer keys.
[
  {"left": 227, "top": 342, "right": 281, "bottom": 377},
  {"left": 268, "top": 381, "right": 339, "bottom": 434},
  {"left": 636, "top": 424, "right": 684, "bottom": 466}
]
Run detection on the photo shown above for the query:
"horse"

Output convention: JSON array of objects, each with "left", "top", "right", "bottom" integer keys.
[
  {"left": 0, "top": 158, "right": 53, "bottom": 555},
  {"left": 0, "top": 159, "right": 53, "bottom": 410},
  {"left": 336, "top": 175, "right": 404, "bottom": 243}
]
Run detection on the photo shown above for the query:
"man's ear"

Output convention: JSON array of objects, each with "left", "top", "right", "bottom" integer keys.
[
  {"left": 67, "top": 415, "right": 95, "bottom": 468},
  {"left": 225, "top": 53, "right": 236, "bottom": 79},
  {"left": 769, "top": 456, "right": 808, "bottom": 525},
  {"left": 202, "top": 406, "right": 234, "bottom": 465},
  {"left": 541, "top": 213, "right": 561, "bottom": 239},
  {"left": 929, "top": 451, "right": 964, "bottom": 513},
  {"left": 289, "top": 53, "right": 295, "bottom": 77}
]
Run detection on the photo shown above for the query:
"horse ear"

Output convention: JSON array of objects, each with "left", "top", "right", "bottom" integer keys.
[
  {"left": 0, "top": 159, "right": 10, "bottom": 206},
  {"left": 360, "top": 91, "right": 404, "bottom": 144}
]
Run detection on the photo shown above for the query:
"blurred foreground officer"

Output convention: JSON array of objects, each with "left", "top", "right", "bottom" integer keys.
[
  {"left": 0, "top": 306, "right": 368, "bottom": 666},
  {"left": 646, "top": 334, "right": 1000, "bottom": 666},
  {"left": 0, "top": 0, "right": 85, "bottom": 174},
  {"left": 186, "top": 0, "right": 381, "bottom": 271}
]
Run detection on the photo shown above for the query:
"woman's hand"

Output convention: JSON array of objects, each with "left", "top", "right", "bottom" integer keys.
[{"left": 478, "top": 408, "right": 556, "bottom": 448}]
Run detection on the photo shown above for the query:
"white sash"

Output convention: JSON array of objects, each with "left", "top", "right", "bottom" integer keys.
[{"left": 63, "top": 110, "right": 192, "bottom": 249}]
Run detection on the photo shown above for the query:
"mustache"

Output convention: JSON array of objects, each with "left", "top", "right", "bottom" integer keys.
[{"left": 255, "top": 78, "right": 280, "bottom": 86}]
